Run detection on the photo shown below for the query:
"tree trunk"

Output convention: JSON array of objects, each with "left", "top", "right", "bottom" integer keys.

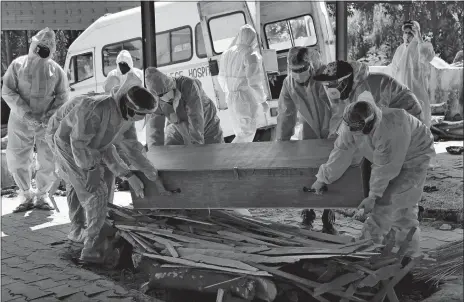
[
  {"left": 4, "top": 31, "right": 13, "bottom": 66},
  {"left": 431, "top": 2, "right": 438, "bottom": 47}
]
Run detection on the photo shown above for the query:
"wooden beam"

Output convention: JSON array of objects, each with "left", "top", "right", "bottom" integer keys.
[{"left": 131, "top": 140, "right": 364, "bottom": 209}]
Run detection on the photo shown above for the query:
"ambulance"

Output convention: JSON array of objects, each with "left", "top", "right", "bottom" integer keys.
[{"left": 64, "top": 1, "right": 335, "bottom": 143}]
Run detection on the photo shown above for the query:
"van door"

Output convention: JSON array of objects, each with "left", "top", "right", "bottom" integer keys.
[
  {"left": 197, "top": 1, "right": 271, "bottom": 112},
  {"left": 66, "top": 48, "right": 97, "bottom": 99}
]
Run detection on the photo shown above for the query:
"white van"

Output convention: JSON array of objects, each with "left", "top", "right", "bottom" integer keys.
[{"left": 64, "top": 1, "right": 335, "bottom": 143}]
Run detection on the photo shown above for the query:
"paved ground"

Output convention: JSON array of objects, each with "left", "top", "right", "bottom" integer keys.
[
  {"left": 2, "top": 191, "right": 463, "bottom": 301},
  {"left": 1, "top": 194, "right": 153, "bottom": 302}
]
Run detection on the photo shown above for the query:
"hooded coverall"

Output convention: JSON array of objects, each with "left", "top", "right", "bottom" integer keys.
[
  {"left": 316, "top": 105, "right": 435, "bottom": 254},
  {"left": 218, "top": 25, "right": 268, "bottom": 143},
  {"left": 2, "top": 28, "right": 68, "bottom": 207},
  {"left": 390, "top": 21, "right": 435, "bottom": 127},
  {"left": 103, "top": 50, "right": 144, "bottom": 93},
  {"left": 146, "top": 75, "right": 224, "bottom": 148},
  {"left": 46, "top": 75, "right": 158, "bottom": 257}
]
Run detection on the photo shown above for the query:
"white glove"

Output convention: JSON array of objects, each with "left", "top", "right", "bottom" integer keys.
[
  {"left": 128, "top": 174, "right": 145, "bottom": 198},
  {"left": 358, "top": 197, "right": 376, "bottom": 214},
  {"left": 144, "top": 168, "right": 159, "bottom": 182},
  {"left": 311, "top": 180, "right": 326, "bottom": 195},
  {"left": 24, "top": 112, "right": 41, "bottom": 128}
]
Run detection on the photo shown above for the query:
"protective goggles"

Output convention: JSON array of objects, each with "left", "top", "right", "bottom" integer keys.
[
  {"left": 321, "top": 73, "right": 352, "bottom": 89},
  {"left": 343, "top": 113, "right": 375, "bottom": 133},
  {"left": 290, "top": 64, "right": 311, "bottom": 74}
]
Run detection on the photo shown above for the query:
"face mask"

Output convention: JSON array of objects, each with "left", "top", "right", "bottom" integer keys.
[
  {"left": 35, "top": 44, "right": 50, "bottom": 59},
  {"left": 292, "top": 69, "right": 311, "bottom": 84},
  {"left": 118, "top": 62, "right": 131, "bottom": 75},
  {"left": 159, "top": 90, "right": 174, "bottom": 103},
  {"left": 323, "top": 74, "right": 352, "bottom": 101}
]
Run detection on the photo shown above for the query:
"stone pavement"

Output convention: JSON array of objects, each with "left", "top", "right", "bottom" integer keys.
[{"left": 1, "top": 193, "right": 149, "bottom": 302}]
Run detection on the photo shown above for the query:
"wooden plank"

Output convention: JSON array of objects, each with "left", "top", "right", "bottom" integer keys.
[
  {"left": 142, "top": 253, "right": 272, "bottom": 277},
  {"left": 181, "top": 254, "right": 260, "bottom": 272},
  {"left": 131, "top": 140, "right": 364, "bottom": 208}
]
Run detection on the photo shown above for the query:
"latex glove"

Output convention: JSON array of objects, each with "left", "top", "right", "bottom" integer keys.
[
  {"left": 311, "top": 180, "right": 326, "bottom": 195},
  {"left": 262, "top": 101, "right": 270, "bottom": 113},
  {"left": 85, "top": 167, "right": 101, "bottom": 193},
  {"left": 358, "top": 197, "right": 376, "bottom": 214},
  {"left": 128, "top": 174, "right": 145, "bottom": 198},
  {"left": 144, "top": 168, "right": 159, "bottom": 182},
  {"left": 24, "top": 112, "right": 41, "bottom": 128}
]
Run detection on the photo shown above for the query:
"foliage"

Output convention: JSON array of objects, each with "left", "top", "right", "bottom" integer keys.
[
  {"left": 345, "top": 1, "right": 464, "bottom": 65},
  {"left": 1, "top": 1, "right": 463, "bottom": 75},
  {"left": 1, "top": 30, "right": 82, "bottom": 75}
]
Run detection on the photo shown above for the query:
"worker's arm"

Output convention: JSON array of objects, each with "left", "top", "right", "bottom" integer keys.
[
  {"left": 117, "top": 123, "right": 158, "bottom": 175},
  {"left": 384, "top": 79, "right": 424, "bottom": 122},
  {"left": 368, "top": 117, "right": 410, "bottom": 200},
  {"left": 182, "top": 79, "right": 205, "bottom": 144},
  {"left": 1, "top": 58, "right": 33, "bottom": 118},
  {"left": 146, "top": 109, "right": 166, "bottom": 150},
  {"left": 103, "top": 69, "right": 118, "bottom": 93},
  {"left": 276, "top": 79, "right": 297, "bottom": 141},
  {"left": 316, "top": 128, "right": 358, "bottom": 184},
  {"left": 245, "top": 52, "right": 267, "bottom": 104},
  {"left": 42, "top": 65, "right": 70, "bottom": 122},
  {"left": 101, "top": 145, "right": 131, "bottom": 177},
  {"left": 68, "top": 104, "right": 102, "bottom": 170}
]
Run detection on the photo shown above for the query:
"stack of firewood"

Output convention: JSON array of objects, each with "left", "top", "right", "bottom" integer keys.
[{"left": 107, "top": 204, "right": 420, "bottom": 302}]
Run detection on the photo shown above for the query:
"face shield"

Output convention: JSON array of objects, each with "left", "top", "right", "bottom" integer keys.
[
  {"left": 119, "top": 86, "right": 157, "bottom": 121},
  {"left": 321, "top": 73, "right": 352, "bottom": 101}
]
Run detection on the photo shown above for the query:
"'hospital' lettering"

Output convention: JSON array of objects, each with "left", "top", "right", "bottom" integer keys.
[{"left": 188, "top": 66, "right": 210, "bottom": 78}]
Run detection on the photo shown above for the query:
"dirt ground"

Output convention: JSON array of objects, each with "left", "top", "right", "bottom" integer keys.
[{"left": 421, "top": 141, "right": 463, "bottom": 210}]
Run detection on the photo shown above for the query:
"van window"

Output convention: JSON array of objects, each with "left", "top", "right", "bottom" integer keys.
[
  {"left": 156, "top": 26, "right": 193, "bottom": 67},
  {"left": 264, "top": 15, "right": 318, "bottom": 52},
  {"left": 102, "top": 39, "right": 143, "bottom": 76},
  {"left": 69, "top": 52, "right": 94, "bottom": 84},
  {"left": 195, "top": 23, "right": 207, "bottom": 58},
  {"left": 208, "top": 12, "right": 246, "bottom": 54}
]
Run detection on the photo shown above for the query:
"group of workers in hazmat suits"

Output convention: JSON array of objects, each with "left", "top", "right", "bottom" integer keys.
[{"left": 1, "top": 19, "right": 436, "bottom": 262}]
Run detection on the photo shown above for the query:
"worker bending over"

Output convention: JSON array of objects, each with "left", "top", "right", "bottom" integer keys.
[
  {"left": 276, "top": 46, "right": 337, "bottom": 234},
  {"left": 313, "top": 60, "right": 425, "bottom": 199},
  {"left": 218, "top": 24, "right": 269, "bottom": 143},
  {"left": 2, "top": 27, "right": 68, "bottom": 212},
  {"left": 46, "top": 73, "right": 166, "bottom": 263},
  {"left": 145, "top": 67, "right": 224, "bottom": 148},
  {"left": 103, "top": 50, "right": 144, "bottom": 93},
  {"left": 312, "top": 100, "right": 435, "bottom": 256}
]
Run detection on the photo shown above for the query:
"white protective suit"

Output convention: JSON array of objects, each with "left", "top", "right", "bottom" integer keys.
[
  {"left": 103, "top": 50, "right": 144, "bottom": 93},
  {"left": 390, "top": 21, "right": 435, "bottom": 127},
  {"left": 46, "top": 73, "right": 158, "bottom": 260},
  {"left": 2, "top": 28, "right": 68, "bottom": 208},
  {"left": 145, "top": 68, "right": 224, "bottom": 147},
  {"left": 276, "top": 47, "right": 332, "bottom": 141},
  {"left": 218, "top": 25, "right": 267, "bottom": 143},
  {"left": 316, "top": 101, "right": 435, "bottom": 254}
]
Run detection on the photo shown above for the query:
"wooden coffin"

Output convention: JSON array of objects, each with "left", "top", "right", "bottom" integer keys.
[{"left": 131, "top": 140, "right": 365, "bottom": 209}]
